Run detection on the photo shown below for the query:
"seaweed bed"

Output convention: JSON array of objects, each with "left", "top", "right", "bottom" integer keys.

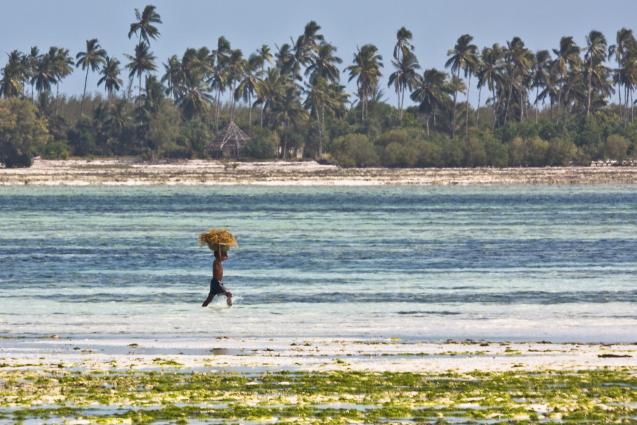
[{"left": 1, "top": 366, "right": 635, "bottom": 424}]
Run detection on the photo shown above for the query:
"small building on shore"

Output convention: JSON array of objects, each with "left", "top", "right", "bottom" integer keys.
[{"left": 205, "top": 121, "right": 250, "bottom": 158}]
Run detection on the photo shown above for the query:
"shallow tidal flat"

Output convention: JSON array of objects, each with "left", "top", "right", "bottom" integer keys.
[
  {"left": 1, "top": 338, "right": 636, "bottom": 424},
  {"left": 2, "top": 159, "right": 637, "bottom": 185}
]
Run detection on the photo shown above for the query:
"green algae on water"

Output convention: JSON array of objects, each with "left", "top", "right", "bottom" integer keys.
[{"left": 0, "top": 367, "right": 635, "bottom": 424}]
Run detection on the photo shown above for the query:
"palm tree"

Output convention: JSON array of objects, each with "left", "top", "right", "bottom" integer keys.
[
  {"left": 503, "top": 37, "right": 533, "bottom": 123},
  {"left": 303, "top": 76, "right": 330, "bottom": 156},
  {"left": 389, "top": 51, "right": 420, "bottom": 121},
  {"left": 293, "top": 21, "right": 324, "bottom": 69},
  {"left": 531, "top": 50, "right": 551, "bottom": 122},
  {"left": 98, "top": 56, "right": 123, "bottom": 99},
  {"left": 256, "top": 44, "right": 273, "bottom": 75},
  {"left": 553, "top": 36, "right": 581, "bottom": 113},
  {"left": 0, "top": 50, "right": 27, "bottom": 98},
  {"left": 449, "top": 75, "right": 467, "bottom": 106},
  {"left": 305, "top": 42, "right": 342, "bottom": 84},
  {"left": 50, "top": 47, "right": 74, "bottom": 113},
  {"left": 76, "top": 38, "right": 107, "bottom": 114},
  {"left": 125, "top": 42, "right": 156, "bottom": 101},
  {"left": 235, "top": 54, "right": 261, "bottom": 126},
  {"left": 276, "top": 43, "right": 301, "bottom": 81},
  {"left": 394, "top": 27, "right": 415, "bottom": 61},
  {"left": 210, "top": 36, "right": 232, "bottom": 129},
  {"left": 347, "top": 44, "right": 383, "bottom": 121},
  {"left": 162, "top": 55, "right": 183, "bottom": 100},
  {"left": 172, "top": 48, "right": 213, "bottom": 120},
  {"left": 254, "top": 68, "right": 287, "bottom": 128},
  {"left": 226, "top": 49, "right": 245, "bottom": 119},
  {"left": 31, "top": 51, "right": 57, "bottom": 97},
  {"left": 445, "top": 34, "right": 478, "bottom": 138},
  {"left": 26, "top": 47, "right": 40, "bottom": 100},
  {"left": 609, "top": 28, "right": 636, "bottom": 119},
  {"left": 584, "top": 31, "right": 608, "bottom": 117},
  {"left": 476, "top": 44, "right": 504, "bottom": 126},
  {"left": 273, "top": 84, "right": 308, "bottom": 159},
  {"left": 303, "top": 76, "right": 347, "bottom": 157},
  {"left": 410, "top": 68, "right": 451, "bottom": 135},
  {"left": 304, "top": 41, "right": 343, "bottom": 154},
  {"left": 389, "top": 28, "right": 419, "bottom": 121},
  {"left": 128, "top": 5, "right": 162, "bottom": 45}
]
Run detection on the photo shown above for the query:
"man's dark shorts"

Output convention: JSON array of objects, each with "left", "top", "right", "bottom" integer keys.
[{"left": 209, "top": 278, "right": 229, "bottom": 295}]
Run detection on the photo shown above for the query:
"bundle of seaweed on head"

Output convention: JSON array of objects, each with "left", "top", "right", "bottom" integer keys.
[{"left": 198, "top": 228, "right": 238, "bottom": 253}]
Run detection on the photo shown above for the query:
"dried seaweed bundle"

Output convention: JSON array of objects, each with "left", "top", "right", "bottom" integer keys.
[{"left": 198, "top": 228, "right": 238, "bottom": 252}]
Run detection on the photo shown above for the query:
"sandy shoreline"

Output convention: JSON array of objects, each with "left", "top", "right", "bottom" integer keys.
[
  {"left": 2, "top": 337, "right": 635, "bottom": 373},
  {"left": 2, "top": 159, "right": 637, "bottom": 185}
]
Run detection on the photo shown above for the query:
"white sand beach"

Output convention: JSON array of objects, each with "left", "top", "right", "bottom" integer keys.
[
  {"left": 2, "top": 337, "right": 635, "bottom": 373},
  {"left": 2, "top": 159, "right": 637, "bottom": 186}
]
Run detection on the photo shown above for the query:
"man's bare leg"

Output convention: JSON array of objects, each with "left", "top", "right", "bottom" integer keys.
[{"left": 202, "top": 293, "right": 215, "bottom": 307}]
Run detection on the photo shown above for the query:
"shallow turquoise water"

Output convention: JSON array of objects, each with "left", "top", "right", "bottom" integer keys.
[{"left": 0, "top": 185, "right": 636, "bottom": 342}]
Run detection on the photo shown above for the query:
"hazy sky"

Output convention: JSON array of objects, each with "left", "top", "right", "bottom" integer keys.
[{"left": 2, "top": 0, "right": 637, "bottom": 105}]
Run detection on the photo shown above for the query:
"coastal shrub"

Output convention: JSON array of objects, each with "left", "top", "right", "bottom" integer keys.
[
  {"left": 442, "top": 137, "right": 465, "bottom": 167},
  {"left": 68, "top": 117, "right": 98, "bottom": 156},
  {"left": 43, "top": 140, "right": 71, "bottom": 160},
  {"left": 376, "top": 128, "right": 410, "bottom": 147},
  {"left": 0, "top": 98, "right": 49, "bottom": 168},
  {"left": 604, "top": 134, "right": 630, "bottom": 160},
  {"left": 546, "top": 137, "right": 577, "bottom": 165},
  {"left": 383, "top": 142, "right": 418, "bottom": 167},
  {"left": 146, "top": 104, "right": 182, "bottom": 159},
  {"left": 332, "top": 133, "right": 379, "bottom": 167},
  {"left": 482, "top": 132, "right": 508, "bottom": 167},
  {"left": 575, "top": 117, "right": 605, "bottom": 159},
  {"left": 464, "top": 131, "right": 488, "bottom": 167},
  {"left": 509, "top": 137, "right": 526, "bottom": 166},
  {"left": 244, "top": 129, "right": 279, "bottom": 160},
  {"left": 416, "top": 140, "right": 443, "bottom": 167},
  {"left": 527, "top": 137, "right": 550, "bottom": 166},
  {"left": 180, "top": 119, "right": 211, "bottom": 157}
]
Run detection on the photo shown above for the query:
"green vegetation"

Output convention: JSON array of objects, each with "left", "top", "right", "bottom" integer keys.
[
  {"left": 0, "top": 367, "right": 634, "bottom": 423},
  {"left": 3, "top": 6, "right": 637, "bottom": 167}
]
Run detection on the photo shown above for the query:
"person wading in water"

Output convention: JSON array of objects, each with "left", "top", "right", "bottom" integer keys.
[{"left": 202, "top": 249, "right": 233, "bottom": 307}]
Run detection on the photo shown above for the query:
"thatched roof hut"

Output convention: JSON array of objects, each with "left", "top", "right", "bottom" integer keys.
[{"left": 206, "top": 121, "right": 250, "bottom": 158}]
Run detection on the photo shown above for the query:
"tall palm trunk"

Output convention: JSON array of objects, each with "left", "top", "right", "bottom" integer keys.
[
  {"left": 618, "top": 83, "right": 623, "bottom": 123},
  {"left": 315, "top": 105, "right": 323, "bottom": 157},
  {"left": 624, "top": 84, "right": 630, "bottom": 123},
  {"left": 282, "top": 120, "right": 289, "bottom": 159},
  {"left": 476, "top": 86, "right": 482, "bottom": 127},
  {"left": 451, "top": 68, "right": 460, "bottom": 138},
  {"left": 503, "top": 82, "right": 513, "bottom": 125},
  {"left": 586, "top": 62, "right": 593, "bottom": 118},
  {"left": 248, "top": 93, "right": 252, "bottom": 127},
  {"left": 491, "top": 88, "right": 498, "bottom": 130},
  {"left": 55, "top": 84, "right": 60, "bottom": 116},
  {"left": 215, "top": 89, "right": 221, "bottom": 130},
  {"left": 465, "top": 74, "right": 471, "bottom": 139},
  {"left": 80, "top": 67, "right": 89, "bottom": 115},
  {"left": 535, "top": 87, "right": 539, "bottom": 123}
]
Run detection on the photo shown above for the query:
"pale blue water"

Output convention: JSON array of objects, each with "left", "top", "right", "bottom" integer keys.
[{"left": 0, "top": 186, "right": 636, "bottom": 342}]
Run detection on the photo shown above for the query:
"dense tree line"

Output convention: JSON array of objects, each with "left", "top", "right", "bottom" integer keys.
[{"left": 2, "top": 5, "right": 637, "bottom": 167}]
